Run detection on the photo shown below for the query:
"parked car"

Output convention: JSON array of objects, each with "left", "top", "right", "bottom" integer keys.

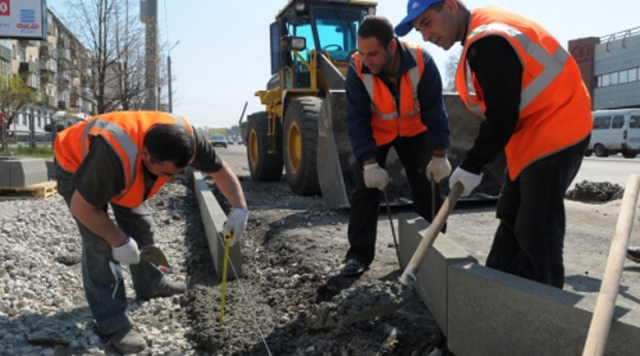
[
  {"left": 227, "top": 139, "right": 235, "bottom": 145},
  {"left": 211, "top": 135, "right": 227, "bottom": 148},
  {"left": 586, "top": 109, "right": 640, "bottom": 158}
]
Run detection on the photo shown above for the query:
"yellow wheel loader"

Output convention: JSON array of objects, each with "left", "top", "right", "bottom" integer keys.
[{"left": 242, "top": 0, "right": 506, "bottom": 209}]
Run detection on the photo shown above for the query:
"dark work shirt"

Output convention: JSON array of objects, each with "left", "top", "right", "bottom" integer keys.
[
  {"left": 459, "top": 35, "right": 523, "bottom": 175},
  {"left": 73, "top": 129, "right": 223, "bottom": 207}
]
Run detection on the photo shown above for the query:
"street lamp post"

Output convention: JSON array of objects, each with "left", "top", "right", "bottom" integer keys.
[{"left": 168, "top": 40, "right": 180, "bottom": 113}]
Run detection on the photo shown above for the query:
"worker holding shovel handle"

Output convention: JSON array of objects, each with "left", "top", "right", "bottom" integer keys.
[
  {"left": 342, "top": 16, "right": 451, "bottom": 277},
  {"left": 395, "top": 0, "right": 591, "bottom": 287}
]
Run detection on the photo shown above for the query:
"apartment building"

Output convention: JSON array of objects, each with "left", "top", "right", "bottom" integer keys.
[
  {"left": 1, "top": 9, "right": 93, "bottom": 140},
  {"left": 569, "top": 26, "right": 640, "bottom": 110}
]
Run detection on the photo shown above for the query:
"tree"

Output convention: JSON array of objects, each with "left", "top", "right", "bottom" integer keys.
[
  {"left": 62, "top": 0, "right": 147, "bottom": 114},
  {"left": 443, "top": 49, "right": 462, "bottom": 93},
  {"left": 0, "top": 73, "right": 35, "bottom": 129},
  {"left": 113, "top": 0, "right": 146, "bottom": 110}
]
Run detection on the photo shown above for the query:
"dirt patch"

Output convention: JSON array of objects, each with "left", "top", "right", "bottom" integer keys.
[
  {"left": 566, "top": 180, "right": 624, "bottom": 203},
  {"left": 178, "top": 176, "right": 446, "bottom": 355}
]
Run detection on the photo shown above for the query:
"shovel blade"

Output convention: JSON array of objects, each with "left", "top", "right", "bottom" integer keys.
[
  {"left": 339, "top": 292, "right": 412, "bottom": 326},
  {"left": 140, "top": 245, "right": 170, "bottom": 267}
]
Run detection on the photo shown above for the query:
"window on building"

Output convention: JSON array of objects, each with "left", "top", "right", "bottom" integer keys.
[
  {"left": 612, "top": 115, "right": 625, "bottom": 129},
  {"left": 22, "top": 114, "right": 26, "bottom": 126},
  {"left": 37, "top": 110, "right": 41, "bottom": 128},
  {"left": 602, "top": 74, "right": 610, "bottom": 87},
  {"left": 620, "top": 70, "right": 628, "bottom": 84},
  {"left": 610, "top": 72, "right": 619, "bottom": 85},
  {"left": 631, "top": 68, "right": 639, "bottom": 82},
  {"left": 593, "top": 116, "right": 611, "bottom": 129},
  {"left": 597, "top": 76, "right": 602, "bottom": 87}
]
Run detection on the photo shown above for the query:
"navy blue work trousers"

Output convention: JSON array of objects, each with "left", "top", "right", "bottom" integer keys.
[{"left": 346, "top": 132, "right": 443, "bottom": 266}]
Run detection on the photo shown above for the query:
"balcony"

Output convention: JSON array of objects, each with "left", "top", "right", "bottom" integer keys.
[
  {"left": 58, "top": 48, "right": 71, "bottom": 62},
  {"left": 19, "top": 39, "right": 39, "bottom": 47},
  {"left": 40, "top": 59, "right": 57, "bottom": 73},
  {"left": 19, "top": 61, "right": 39, "bottom": 73},
  {"left": 0, "top": 45, "right": 11, "bottom": 61}
]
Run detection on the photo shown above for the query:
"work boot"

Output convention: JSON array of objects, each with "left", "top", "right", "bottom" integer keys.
[
  {"left": 342, "top": 258, "right": 366, "bottom": 276},
  {"left": 627, "top": 246, "right": 640, "bottom": 263},
  {"left": 155, "top": 280, "right": 187, "bottom": 299},
  {"left": 110, "top": 326, "right": 147, "bottom": 354},
  {"left": 138, "top": 280, "right": 186, "bottom": 301}
]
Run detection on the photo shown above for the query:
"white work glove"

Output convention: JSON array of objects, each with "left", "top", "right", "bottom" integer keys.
[
  {"left": 449, "top": 167, "right": 483, "bottom": 197},
  {"left": 363, "top": 163, "right": 389, "bottom": 190},
  {"left": 112, "top": 236, "right": 141, "bottom": 265},
  {"left": 426, "top": 156, "right": 451, "bottom": 182},
  {"left": 222, "top": 207, "right": 249, "bottom": 246}
]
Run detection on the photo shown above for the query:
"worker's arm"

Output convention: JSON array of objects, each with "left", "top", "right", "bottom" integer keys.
[
  {"left": 70, "top": 136, "right": 128, "bottom": 246},
  {"left": 209, "top": 161, "right": 247, "bottom": 210},
  {"left": 461, "top": 35, "right": 522, "bottom": 174},
  {"left": 70, "top": 190, "right": 128, "bottom": 246},
  {"left": 417, "top": 46, "right": 451, "bottom": 153},
  {"left": 345, "top": 56, "right": 378, "bottom": 166},
  {"left": 190, "top": 129, "right": 247, "bottom": 209}
]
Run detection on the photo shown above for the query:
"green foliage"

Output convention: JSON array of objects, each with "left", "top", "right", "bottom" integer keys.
[
  {"left": 0, "top": 73, "right": 35, "bottom": 127},
  {"left": 0, "top": 145, "right": 54, "bottom": 158}
]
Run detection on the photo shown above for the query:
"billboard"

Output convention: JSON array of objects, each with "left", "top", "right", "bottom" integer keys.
[{"left": 0, "top": 0, "right": 46, "bottom": 40}]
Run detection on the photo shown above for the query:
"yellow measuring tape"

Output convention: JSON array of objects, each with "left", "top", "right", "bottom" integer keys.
[{"left": 219, "top": 233, "right": 232, "bottom": 323}]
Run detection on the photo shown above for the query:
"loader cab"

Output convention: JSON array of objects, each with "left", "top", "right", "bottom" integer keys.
[{"left": 268, "top": 0, "right": 375, "bottom": 90}]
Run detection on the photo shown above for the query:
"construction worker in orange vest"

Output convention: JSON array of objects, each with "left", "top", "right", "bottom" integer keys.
[
  {"left": 396, "top": 0, "right": 592, "bottom": 288},
  {"left": 342, "top": 16, "right": 451, "bottom": 276},
  {"left": 54, "top": 111, "right": 248, "bottom": 353}
]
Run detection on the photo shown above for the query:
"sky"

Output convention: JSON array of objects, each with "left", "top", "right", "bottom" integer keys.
[{"left": 46, "top": 0, "right": 640, "bottom": 129}]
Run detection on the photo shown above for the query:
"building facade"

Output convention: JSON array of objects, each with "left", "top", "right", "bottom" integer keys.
[
  {"left": 0, "top": 8, "right": 93, "bottom": 140},
  {"left": 569, "top": 26, "right": 640, "bottom": 110}
]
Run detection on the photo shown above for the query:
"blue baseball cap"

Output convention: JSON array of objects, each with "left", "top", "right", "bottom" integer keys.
[{"left": 395, "top": 0, "right": 444, "bottom": 36}]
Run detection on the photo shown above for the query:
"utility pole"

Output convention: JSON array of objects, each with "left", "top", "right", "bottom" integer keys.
[
  {"left": 141, "top": 0, "right": 158, "bottom": 110},
  {"left": 168, "top": 40, "right": 180, "bottom": 113}
]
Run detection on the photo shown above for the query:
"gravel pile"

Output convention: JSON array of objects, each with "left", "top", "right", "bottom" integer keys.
[
  {"left": 0, "top": 181, "right": 197, "bottom": 355},
  {"left": 566, "top": 180, "right": 624, "bottom": 202}
]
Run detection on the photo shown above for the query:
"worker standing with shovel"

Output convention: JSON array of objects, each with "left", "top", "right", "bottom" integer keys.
[
  {"left": 342, "top": 16, "right": 451, "bottom": 276},
  {"left": 54, "top": 111, "right": 249, "bottom": 354},
  {"left": 395, "top": 0, "right": 591, "bottom": 288}
]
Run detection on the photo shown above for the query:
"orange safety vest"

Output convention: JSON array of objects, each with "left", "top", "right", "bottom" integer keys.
[
  {"left": 353, "top": 41, "right": 427, "bottom": 146},
  {"left": 455, "top": 7, "right": 592, "bottom": 180},
  {"left": 54, "top": 111, "right": 195, "bottom": 208}
]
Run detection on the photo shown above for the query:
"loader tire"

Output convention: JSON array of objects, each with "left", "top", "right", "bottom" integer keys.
[
  {"left": 283, "top": 97, "right": 322, "bottom": 196},
  {"left": 247, "top": 112, "right": 283, "bottom": 181}
]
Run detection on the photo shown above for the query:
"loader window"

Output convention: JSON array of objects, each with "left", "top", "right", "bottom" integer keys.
[
  {"left": 313, "top": 8, "right": 360, "bottom": 61},
  {"left": 270, "top": 22, "right": 281, "bottom": 74}
]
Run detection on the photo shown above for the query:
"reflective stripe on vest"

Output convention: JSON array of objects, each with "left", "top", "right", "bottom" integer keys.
[
  {"left": 455, "top": 7, "right": 592, "bottom": 180},
  {"left": 459, "top": 22, "right": 570, "bottom": 116},
  {"left": 54, "top": 112, "right": 196, "bottom": 206},
  {"left": 82, "top": 119, "right": 139, "bottom": 188},
  {"left": 361, "top": 48, "right": 421, "bottom": 120}
]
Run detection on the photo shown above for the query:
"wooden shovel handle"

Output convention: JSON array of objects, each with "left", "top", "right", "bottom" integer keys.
[
  {"left": 583, "top": 174, "right": 640, "bottom": 356},
  {"left": 400, "top": 182, "right": 463, "bottom": 285}
]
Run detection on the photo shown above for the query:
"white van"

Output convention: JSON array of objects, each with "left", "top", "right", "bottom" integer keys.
[{"left": 586, "top": 109, "right": 640, "bottom": 158}]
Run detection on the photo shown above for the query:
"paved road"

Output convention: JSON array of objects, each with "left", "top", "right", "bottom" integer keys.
[
  {"left": 572, "top": 156, "right": 640, "bottom": 188},
  {"left": 220, "top": 144, "right": 639, "bottom": 189}
]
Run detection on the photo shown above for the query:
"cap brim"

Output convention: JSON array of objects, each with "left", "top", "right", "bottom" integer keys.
[{"left": 395, "top": 19, "right": 415, "bottom": 37}]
